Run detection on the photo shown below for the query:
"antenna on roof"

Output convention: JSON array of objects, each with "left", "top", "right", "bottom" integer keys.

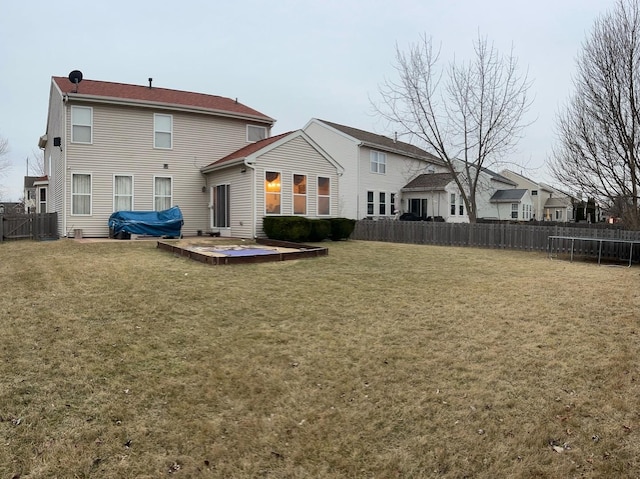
[
  {"left": 148, "top": 78, "right": 153, "bottom": 88},
  {"left": 68, "top": 70, "right": 83, "bottom": 93}
]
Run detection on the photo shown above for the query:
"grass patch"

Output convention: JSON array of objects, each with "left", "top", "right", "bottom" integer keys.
[{"left": 0, "top": 239, "right": 639, "bottom": 478}]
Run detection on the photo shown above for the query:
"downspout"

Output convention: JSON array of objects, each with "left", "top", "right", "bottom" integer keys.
[
  {"left": 63, "top": 94, "right": 68, "bottom": 236},
  {"left": 243, "top": 158, "right": 257, "bottom": 238}
]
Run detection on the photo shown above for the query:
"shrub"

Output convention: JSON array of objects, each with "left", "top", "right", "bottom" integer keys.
[
  {"left": 308, "top": 219, "right": 331, "bottom": 242},
  {"left": 262, "top": 216, "right": 312, "bottom": 242},
  {"left": 329, "top": 217, "right": 356, "bottom": 241}
]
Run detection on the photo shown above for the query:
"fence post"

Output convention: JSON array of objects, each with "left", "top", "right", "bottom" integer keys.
[{"left": 0, "top": 215, "right": 3, "bottom": 242}]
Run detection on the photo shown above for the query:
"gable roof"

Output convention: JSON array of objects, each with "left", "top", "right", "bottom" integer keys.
[
  {"left": 203, "top": 132, "right": 292, "bottom": 169},
  {"left": 201, "top": 130, "right": 343, "bottom": 174},
  {"left": 401, "top": 173, "right": 454, "bottom": 191},
  {"left": 490, "top": 189, "right": 529, "bottom": 202},
  {"left": 52, "top": 76, "right": 274, "bottom": 123},
  {"left": 314, "top": 119, "right": 443, "bottom": 163}
]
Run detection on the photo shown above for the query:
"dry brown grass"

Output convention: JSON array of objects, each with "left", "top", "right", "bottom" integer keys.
[{"left": 0, "top": 238, "right": 638, "bottom": 478}]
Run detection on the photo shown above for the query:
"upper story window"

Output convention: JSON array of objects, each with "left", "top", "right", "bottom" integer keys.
[
  {"left": 531, "top": 190, "right": 538, "bottom": 196},
  {"left": 370, "top": 151, "right": 386, "bottom": 174},
  {"left": 154, "top": 114, "right": 173, "bottom": 149},
  {"left": 247, "top": 125, "right": 267, "bottom": 142},
  {"left": 71, "top": 106, "right": 92, "bottom": 144}
]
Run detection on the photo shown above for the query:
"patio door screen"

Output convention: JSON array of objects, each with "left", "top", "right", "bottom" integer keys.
[{"left": 212, "top": 184, "right": 230, "bottom": 228}]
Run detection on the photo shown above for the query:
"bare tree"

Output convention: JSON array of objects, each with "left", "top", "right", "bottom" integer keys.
[
  {"left": 550, "top": 0, "right": 640, "bottom": 228},
  {"left": 375, "top": 34, "right": 532, "bottom": 222},
  {"left": 0, "top": 136, "right": 10, "bottom": 200},
  {"left": 27, "top": 148, "right": 46, "bottom": 177}
]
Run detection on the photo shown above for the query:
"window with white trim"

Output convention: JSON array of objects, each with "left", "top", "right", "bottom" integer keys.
[
  {"left": 247, "top": 125, "right": 267, "bottom": 142},
  {"left": 379, "top": 192, "right": 386, "bottom": 215},
  {"left": 265, "top": 171, "right": 281, "bottom": 214},
  {"left": 154, "top": 176, "right": 172, "bottom": 210},
  {"left": 114, "top": 175, "right": 133, "bottom": 211},
  {"left": 293, "top": 174, "right": 307, "bottom": 215},
  {"left": 370, "top": 151, "right": 386, "bottom": 174},
  {"left": 72, "top": 173, "right": 91, "bottom": 215},
  {"left": 317, "top": 177, "right": 330, "bottom": 215},
  {"left": 511, "top": 203, "right": 519, "bottom": 219},
  {"left": 367, "top": 191, "right": 374, "bottom": 215},
  {"left": 38, "top": 188, "right": 47, "bottom": 214},
  {"left": 390, "top": 193, "right": 396, "bottom": 214},
  {"left": 71, "top": 106, "right": 92, "bottom": 144},
  {"left": 459, "top": 195, "right": 464, "bottom": 215},
  {"left": 450, "top": 193, "right": 456, "bottom": 215},
  {"left": 154, "top": 114, "right": 172, "bottom": 149}
]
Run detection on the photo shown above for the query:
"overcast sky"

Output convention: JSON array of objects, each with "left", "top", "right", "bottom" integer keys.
[{"left": 0, "top": 0, "right": 615, "bottom": 201}]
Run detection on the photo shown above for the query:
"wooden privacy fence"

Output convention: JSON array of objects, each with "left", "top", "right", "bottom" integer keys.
[
  {"left": 0, "top": 213, "right": 59, "bottom": 242},
  {"left": 352, "top": 220, "right": 640, "bottom": 262}
]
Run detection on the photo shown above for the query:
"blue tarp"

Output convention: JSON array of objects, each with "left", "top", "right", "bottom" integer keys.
[{"left": 108, "top": 206, "right": 184, "bottom": 237}]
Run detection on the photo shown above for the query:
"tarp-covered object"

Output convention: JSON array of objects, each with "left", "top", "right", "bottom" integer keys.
[{"left": 108, "top": 206, "right": 184, "bottom": 237}]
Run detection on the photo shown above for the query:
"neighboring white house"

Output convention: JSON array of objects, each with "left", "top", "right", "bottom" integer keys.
[
  {"left": 200, "top": 130, "right": 343, "bottom": 238},
  {"left": 500, "top": 169, "right": 576, "bottom": 222},
  {"left": 400, "top": 163, "right": 529, "bottom": 222},
  {"left": 38, "top": 74, "right": 276, "bottom": 237},
  {"left": 303, "top": 119, "right": 447, "bottom": 219}
]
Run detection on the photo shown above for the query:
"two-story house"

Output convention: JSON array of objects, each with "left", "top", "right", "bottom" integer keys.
[
  {"left": 303, "top": 119, "right": 448, "bottom": 220},
  {"left": 400, "top": 163, "right": 531, "bottom": 222},
  {"left": 500, "top": 170, "right": 575, "bottom": 222},
  {"left": 38, "top": 74, "right": 344, "bottom": 238}
]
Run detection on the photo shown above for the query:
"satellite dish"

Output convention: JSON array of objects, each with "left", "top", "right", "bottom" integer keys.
[
  {"left": 68, "top": 70, "right": 83, "bottom": 84},
  {"left": 68, "top": 70, "right": 83, "bottom": 92}
]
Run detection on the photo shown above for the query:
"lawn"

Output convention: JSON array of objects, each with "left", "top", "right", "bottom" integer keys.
[{"left": 0, "top": 238, "right": 638, "bottom": 478}]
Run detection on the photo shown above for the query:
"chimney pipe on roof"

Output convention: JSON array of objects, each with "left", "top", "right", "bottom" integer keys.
[
  {"left": 148, "top": 78, "right": 153, "bottom": 88},
  {"left": 394, "top": 132, "right": 397, "bottom": 143}
]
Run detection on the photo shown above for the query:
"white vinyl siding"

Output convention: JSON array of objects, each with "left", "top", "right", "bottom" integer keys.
[
  {"left": 247, "top": 125, "right": 267, "bottom": 142},
  {"left": 154, "top": 176, "right": 172, "bottom": 210},
  {"left": 71, "top": 106, "right": 92, "bottom": 144},
  {"left": 154, "top": 114, "right": 172, "bottom": 149},
  {"left": 251, "top": 135, "right": 340, "bottom": 236},
  {"left": 72, "top": 173, "right": 92, "bottom": 215},
  {"left": 113, "top": 175, "right": 133, "bottom": 211},
  {"left": 58, "top": 99, "right": 270, "bottom": 237}
]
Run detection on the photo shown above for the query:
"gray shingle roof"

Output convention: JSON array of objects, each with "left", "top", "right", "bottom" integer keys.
[
  {"left": 317, "top": 119, "right": 442, "bottom": 163},
  {"left": 490, "top": 189, "right": 528, "bottom": 202},
  {"left": 401, "top": 173, "right": 454, "bottom": 191}
]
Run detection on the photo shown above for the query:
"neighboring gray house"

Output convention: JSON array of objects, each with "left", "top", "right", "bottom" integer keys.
[
  {"left": 489, "top": 189, "right": 534, "bottom": 221},
  {"left": 303, "top": 119, "right": 447, "bottom": 220},
  {"left": 500, "top": 169, "right": 576, "bottom": 222}
]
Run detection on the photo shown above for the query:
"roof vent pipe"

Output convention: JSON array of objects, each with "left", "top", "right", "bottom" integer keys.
[{"left": 148, "top": 78, "right": 153, "bottom": 88}]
